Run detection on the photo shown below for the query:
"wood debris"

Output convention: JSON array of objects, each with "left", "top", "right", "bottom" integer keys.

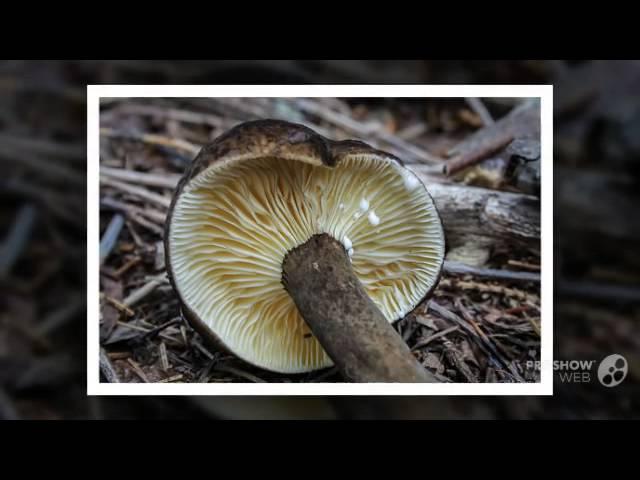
[{"left": 97, "top": 96, "right": 542, "bottom": 384}]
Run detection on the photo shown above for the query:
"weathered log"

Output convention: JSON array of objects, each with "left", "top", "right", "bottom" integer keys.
[
  {"left": 411, "top": 172, "right": 540, "bottom": 265},
  {"left": 430, "top": 182, "right": 539, "bottom": 247}
]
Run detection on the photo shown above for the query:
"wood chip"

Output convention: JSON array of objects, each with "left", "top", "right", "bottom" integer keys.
[
  {"left": 107, "top": 351, "right": 130, "bottom": 360},
  {"left": 507, "top": 259, "right": 540, "bottom": 271},
  {"left": 115, "top": 256, "right": 142, "bottom": 277},
  {"left": 180, "top": 325, "right": 189, "bottom": 347},
  {"left": 104, "top": 295, "right": 135, "bottom": 317},
  {"left": 123, "top": 274, "right": 167, "bottom": 307},
  {"left": 159, "top": 341, "right": 170, "bottom": 371},
  {"left": 115, "top": 320, "right": 149, "bottom": 333},
  {"left": 412, "top": 326, "right": 460, "bottom": 350},
  {"left": 127, "top": 358, "right": 150, "bottom": 383},
  {"left": 192, "top": 339, "right": 214, "bottom": 360}
]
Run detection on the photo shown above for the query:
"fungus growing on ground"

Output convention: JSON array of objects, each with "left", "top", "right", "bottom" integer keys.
[{"left": 165, "top": 119, "right": 445, "bottom": 382}]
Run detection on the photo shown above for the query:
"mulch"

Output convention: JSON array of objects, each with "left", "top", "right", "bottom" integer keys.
[{"left": 98, "top": 96, "right": 540, "bottom": 384}]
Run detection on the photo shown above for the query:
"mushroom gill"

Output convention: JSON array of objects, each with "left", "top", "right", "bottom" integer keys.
[{"left": 168, "top": 155, "right": 444, "bottom": 373}]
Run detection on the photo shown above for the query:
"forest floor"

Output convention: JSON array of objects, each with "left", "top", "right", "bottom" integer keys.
[{"left": 98, "top": 96, "right": 541, "bottom": 384}]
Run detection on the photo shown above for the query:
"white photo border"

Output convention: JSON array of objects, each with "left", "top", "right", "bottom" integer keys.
[{"left": 87, "top": 84, "right": 553, "bottom": 396}]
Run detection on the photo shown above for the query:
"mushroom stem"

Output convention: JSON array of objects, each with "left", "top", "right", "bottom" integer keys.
[{"left": 282, "top": 234, "right": 438, "bottom": 383}]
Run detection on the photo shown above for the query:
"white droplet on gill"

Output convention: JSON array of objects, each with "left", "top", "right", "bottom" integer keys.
[
  {"left": 343, "top": 235, "right": 352, "bottom": 251},
  {"left": 403, "top": 170, "right": 420, "bottom": 191},
  {"left": 359, "top": 198, "right": 369, "bottom": 211},
  {"left": 339, "top": 203, "right": 345, "bottom": 209},
  {"left": 368, "top": 210, "right": 380, "bottom": 226},
  {"left": 348, "top": 248, "right": 354, "bottom": 257}
]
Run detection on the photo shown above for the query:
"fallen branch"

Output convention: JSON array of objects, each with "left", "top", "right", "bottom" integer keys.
[
  {"left": 507, "top": 259, "right": 540, "bottom": 271},
  {"left": 99, "top": 213, "right": 125, "bottom": 266},
  {"left": 140, "top": 318, "right": 182, "bottom": 342},
  {"left": 100, "top": 127, "right": 201, "bottom": 156},
  {"left": 293, "top": 98, "right": 444, "bottom": 164},
  {"left": 114, "top": 256, "right": 142, "bottom": 278},
  {"left": 465, "top": 98, "right": 494, "bottom": 126},
  {"left": 100, "top": 197, "right": 166, "bottom": 225},
  {"left": 411, "top": 326, "right": 460, "bottom": 350},
  {"left": 448, "top": 99, "right": 540, "bottom": 158},
  {"left": 100, "top": 176, "right": 171, "bottom": 209},
  {"left": 118, "top": 103, "right": 224, "bottom": 129},
  {"left": 123, "top": 274, "right": 168, "bottom": 307},
  {"left": 439, "top": 278, "right": 540, "bottom": 303},
  {"left": 131, "top": 215, "right": 164, "bottom": 237},
  {"left": 425, "top": 182, "right": 540, "bottom": 257},
  {"left": 103, "top": 295, "right": 135, "bottom": 317},
  {"left": 101, "top": 166, "right": 180, "bottom": 189},
  {"left": 444, "top": 134, "right": 514, "bottom": 176},
  {"left": 429, "top": 301, "right": 525, "bottom": 382},
  {"left": 443, "top": 260, "right": 540, "bottom": 283}
]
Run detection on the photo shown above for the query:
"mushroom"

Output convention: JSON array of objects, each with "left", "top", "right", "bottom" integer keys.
[{"left": 165, "top": 119, "right": 445, "bottom": 382}]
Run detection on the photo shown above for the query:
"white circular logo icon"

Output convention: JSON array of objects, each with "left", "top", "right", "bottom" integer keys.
[{"left": 597, "top": 354, "right": 628, "bottom": 387}]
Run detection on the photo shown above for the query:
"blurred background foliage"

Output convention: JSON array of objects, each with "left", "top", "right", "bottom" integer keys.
[{"left": 1, "top": 60, "right": 639, "bottom": 419}]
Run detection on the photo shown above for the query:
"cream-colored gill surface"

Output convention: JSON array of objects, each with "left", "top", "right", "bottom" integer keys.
[{"left": 169, "top": 156, "right": 444, "bottom": 373}]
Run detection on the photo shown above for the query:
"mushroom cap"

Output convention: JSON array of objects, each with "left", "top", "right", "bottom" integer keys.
[{"left": 165, "top": 119, "right": 445, "bottom": 374}]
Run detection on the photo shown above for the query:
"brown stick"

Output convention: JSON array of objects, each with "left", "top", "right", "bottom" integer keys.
[
  {"left": 282, "top": 234, "right": 437, "bottom": 383},
  {"left": 443, "top": 260, "right": 540, "bottom": 283},
  {"left": 444, "top": 133, "right": 514, "bottom": 176},
  {"left": 118, "top": 103, "right": 225, "bottom": 129},
  {"left": 100, "top": 127, "right": 201, "bottom": 156},
  {"left": 100, "top": 196, "right": 167, "bottom": 225},
  {"left": 123, "top": 274, "right": 167, "bottom": 307},
  {"left": 465, "top": 98, "right": 494, "bottom": 126},
  {"left": 101, "top": 165, "right": 181, "bottom": 189},
  {"left": 100, "top": 176, "right": 172, "bottom": 209}
]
